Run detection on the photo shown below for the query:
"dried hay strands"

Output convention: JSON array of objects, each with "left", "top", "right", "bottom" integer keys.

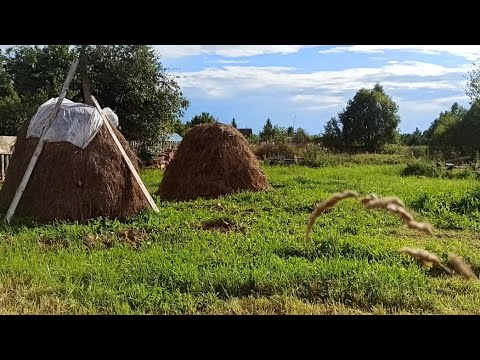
[
  {"left": 399, "top": 247, "right": 453, "bottom": 274},
  {"left": 306, "top": 190, "right": 358, "bottom": 240},
  {"left": 448, "top": 253, "right": 478, "bottom": 280}
]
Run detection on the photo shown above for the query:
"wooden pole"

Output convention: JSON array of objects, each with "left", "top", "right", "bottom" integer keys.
[
  {"left": 91, "top": 96, "right": 159, "bottom": 213},
  {"left": 1, "top": 155, "right": 4, "bottom": 181},
  {"left": 80, "top": 46, "right": 93, "bottom": 106},
  {"left": 4, "top": 58, "right": 79, "bottom": 222}
]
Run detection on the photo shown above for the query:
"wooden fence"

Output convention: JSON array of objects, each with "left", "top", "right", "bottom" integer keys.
[
  {"left": 129, "top": 140, "right": 181, "bottom": 154},
  {"left": 0, "top": 136, "right": 16, "bottom": 181}
]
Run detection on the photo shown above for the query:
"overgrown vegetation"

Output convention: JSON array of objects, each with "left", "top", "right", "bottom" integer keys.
[
  {"left": 0, "top": 45, "right": 189, "bottom": 159},
  {"left": 0, "top": 165, "right": 479, "bottom": 314},
  {"left": 401, "top": 159, "right": 478, "bottom": 179}
]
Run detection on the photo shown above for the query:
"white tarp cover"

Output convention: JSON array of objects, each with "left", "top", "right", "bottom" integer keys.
[{"left": 26, "top": 98, "right": 119, "bottom": 149}]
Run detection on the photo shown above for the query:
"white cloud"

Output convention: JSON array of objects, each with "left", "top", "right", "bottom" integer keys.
[
  {"left": 175, "top": 61, "right": 470, "bottom": 99},
  {"left": 204, "top": 59, "right": 250, "bottom": 65},
  {"left": 319, "top": 45, "right": 480, "bottom": 61},
  {"left": 399, "top": 94, "right": 470, "bottom": 113},
  {"left": 291, "top": 94, "right": 345, "bottom": 110},
  {"left": 397, "top": 93, "right": 471, "bottom": 132},
  {"left": 174, "top": 60, "right": 473, "bottom": 121},
  {"left": 153, "top": 45, "right": 319, "bottom": 59}
]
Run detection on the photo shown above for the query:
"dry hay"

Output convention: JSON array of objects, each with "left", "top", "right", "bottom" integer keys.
[
  {"left": 448, "top": 253, "right": 478, "bottom": 280},
  {"left": 399, "top": 247, "right": 453, "bottom": 274},
  {"left": 158, "top": 123, "right": 271, "bottom": 201},
  {"left": 361, "top": 194, "right": 434, "bottom": 235},
  {"left": 306, "top": 190, "right": 359, "bottom": 240},
  {"left": 0, "top": 122, "right": 149, "bottom": 222}
]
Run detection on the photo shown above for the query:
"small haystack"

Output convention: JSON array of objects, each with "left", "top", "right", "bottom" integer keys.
[
  {"left": 0, "top": 122, "right": 150, "bottom": 222},
  {"left": 158, "top": 123, "right": 270, "bottom": 201}
]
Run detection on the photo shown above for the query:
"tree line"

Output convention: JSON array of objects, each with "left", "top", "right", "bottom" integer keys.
[
  {"left": 0, "top": 45, "right": 189, "bottom": 158},
  {"left": 192, "top": 76, "right": 480, "bottom": 159},
  {"left": 1, "top": 45, "right": 479, "bottom": 160}
]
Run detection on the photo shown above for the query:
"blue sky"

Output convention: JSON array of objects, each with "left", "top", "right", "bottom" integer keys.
[
  {"left": 2, "top": 45, "right": 479, "bottom": 135},
  {"left": 153, "top": 45, "right": 479, "bottom": 135}
]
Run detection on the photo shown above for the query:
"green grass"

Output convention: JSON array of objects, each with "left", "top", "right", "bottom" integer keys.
[{"left": 0, "top": 164, "right": 479, "bottom": 314}]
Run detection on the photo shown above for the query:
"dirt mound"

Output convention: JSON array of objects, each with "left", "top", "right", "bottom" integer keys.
[
  {"left": 200, "top": 218, "right": 238, "bottom": 232},
  {"left": 0, "top": 122, "right": 150, "bottom": 222},
  {"left": 158, "top": 123, "right": 270, "bottom": 201}
]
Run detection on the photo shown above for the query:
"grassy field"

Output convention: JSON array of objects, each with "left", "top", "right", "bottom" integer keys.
[{"left": 0, "top": 164, "right": 479, "bottom": 314}]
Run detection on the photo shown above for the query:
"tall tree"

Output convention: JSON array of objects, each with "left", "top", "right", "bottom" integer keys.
[
  {"left": 185, "top": 112, "right": 218, "bottom": 128},
  {"left": 322, "top": 116, "right": 342, "bottom": 150},
  {"left": 466, "top": 59, "right": 480, "bottom": 102},
  {"left": 292, "top": 127, "right": 309, "bottom": 145},
  {"left": 272, "top": 125, "right": 288, "bottom": 144},
  {"left": 260, "top": 118, "right": 274, "bottom": 142},
  {"left": 231, "top": 118, "right": 237, "bottom": 128},
  {"left": 0, "top": 50, "right": 22, "bottom": 135},
  {"left": 454, "top": 100, "right": 480, "bottom": 154},
  {"left": 0, "top": 45, "right": 189, "bottom": 157},
  {"left": 338, "top": 83, "right": 400, "bottom": 152},
  {"left": 401, "top": 127, "right": 426, "bottom": 146},
  {"left": 424, "top": 103, "right": 467, "bottom": 157}
]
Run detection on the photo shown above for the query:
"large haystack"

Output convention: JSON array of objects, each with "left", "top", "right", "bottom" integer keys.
[
  {"left": 0, "top": 122, "right": 150, "bottom": 222},
  {"left": 158, "top": 123, "right": 271, "bottom": 201}
]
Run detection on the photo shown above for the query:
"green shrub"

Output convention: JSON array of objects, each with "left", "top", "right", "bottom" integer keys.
[
  {"left": 302, "top": 144, "right": 319, "bottom": 166},
  {"left": 401, "top": 160, "right": 442, "bottom": 177},
  {"left": 252, "top": 143, "right": 296, "bottom": 159},
  {"left": 443, "top": 167, "right": 478, "bottom": 180}
]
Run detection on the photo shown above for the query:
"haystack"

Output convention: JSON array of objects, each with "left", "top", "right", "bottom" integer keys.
[
  {"left": 0, "top": 111, "right": 150, "bottom": 222},
  {"left": 158, "top": 123, "right": 271, "bottom": 201}
]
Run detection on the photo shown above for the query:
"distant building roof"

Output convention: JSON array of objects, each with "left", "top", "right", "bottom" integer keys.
[
  {"left": 238, "top": 128, "right": 253, "bottom": 136},
  {"left": 167, "top": 133, "right": 183, "bottom": 142}
]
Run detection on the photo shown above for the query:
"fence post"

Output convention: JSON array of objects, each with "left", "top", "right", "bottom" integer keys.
[{"left": 1, "top": 155, "right": 4, "bottom": 181}]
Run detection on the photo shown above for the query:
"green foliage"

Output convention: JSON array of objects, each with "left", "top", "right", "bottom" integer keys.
[
  {"left": 292, "top": 127, "right": 309, "bottom": 145},
  {"left": 401, "top": 128, "right": 428, "bottom": 146},
  {"left": 338, "top": 83, "right": 401, "bottom": 153},
  {"left": 313, "top": 153, "right": 407, "bottom": 167},
  {"left": 401, "top": 160, "right": 442, "bottom": 178},
  {"left": 172, "top": 119, "right": 186, "bottom": 137},
  {"left": 185, "top": 112, "right": 218, "bottom": 129},
  {"left": 443, "top": 167, "right": 478, "bottom": 180},
  {"left": 455, "top": 100, "right": 480, "bottom": 154},
  {"left": 272, "top": 125, "right": 288, "bottom": 143},
  {"left": 383, "top": 144, "right": 428, "bottom": 159},
  {"left": 466, "top": 59, "right": 480, "bottom": 102},
  {"left": 0, "top": 45, "right": 79, "bottom": 134},
  {"left": 248, "top": 134, "right": 261, "bottom": 145},
  {"left": 321, "top": 116, "right": 343, "bottom": 150},
  {"left": 0, "top": 165, "right": 479, "bottom": 314},
  {"left": 302, "top": 144, "right": 319, "bottom": 166},
  {"left": 259, "top": 118, "right": 275, "bottom": 142},
  {"left": 252, "top": 143, "right": 296, "bottom": 159},
  {"left": 231, "top": 118, "right": 237, "bottom": 128},
  {"left": 295, "top": 149, "right": 410, "bottom": 168},
  {"left": 0, "top": 45, "right": 189, "bottom": 156},
  {"left": 424, "top": 102, "right": 477, "bottom": 159}
]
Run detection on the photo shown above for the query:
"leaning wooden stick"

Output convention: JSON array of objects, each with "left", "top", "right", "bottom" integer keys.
[
  {"left": 4, "top": 58, "right": 79, "bottom": 222},
  {"left": 306, "top": 190, "right": 358, "bottom": 240},
  {"left": 91, "top": 96, "right": 159, "bottom": 213}
]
